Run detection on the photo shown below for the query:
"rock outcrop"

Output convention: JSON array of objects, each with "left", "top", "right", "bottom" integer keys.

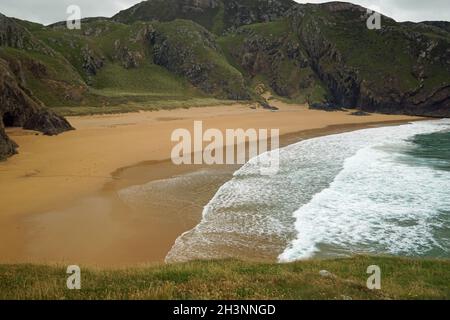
[
  {"left": 288, "top": 3, "right": 450, "bottom": 116},
  {"left": 81, "top": 45, "right": 104, "bottom": 77},
  {"left": 0, "top": 13, "right": 51, "bottom": 53},
  {"left": 223, "top": 0, "right": 293, "bottom": 31},
  {"left": 113, "top": 0, "right": 223, "bottom": 31},
  {"left": 43, "top": 1, "right": 450, "bottom": 116},
  {"left": 0, "top": 120, "right": 17, "bottom": 160},
  {"left": 151, "top": 20, "right": 250, "bottom": 99},
  {"left": 113, "top": 0, "right": 293, "bottom": 34},
  {"left": 224, "top": 19, "right": 323, "bottom": 101},
  {"left": 0, "top": 59, "right": 73, "bottom": 159},
  {"left": 1, "top": 0, "right": 449, "bottom": 161}
]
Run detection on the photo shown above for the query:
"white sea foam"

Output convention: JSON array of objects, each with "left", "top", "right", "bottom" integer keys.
[
  {"left": 279, "top": 143, "right": 450, "bottom": 261},
  {"left": 166, "top": 119, "right": 450, "bottom": 263}
]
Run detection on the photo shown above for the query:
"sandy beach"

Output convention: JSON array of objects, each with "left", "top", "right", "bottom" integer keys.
[{"left": 0, "top": 101, "right": 426, "bottom": 266}]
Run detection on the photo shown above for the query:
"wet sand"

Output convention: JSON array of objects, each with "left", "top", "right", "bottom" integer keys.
[{"left": 0, "top": 102, "right": 426, "bottom": 266}]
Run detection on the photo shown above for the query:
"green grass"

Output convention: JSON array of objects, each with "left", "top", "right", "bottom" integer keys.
[
  {"left": 316, "top": 7, "right": 449, "bottom": 94},
  {"left": 0, "top": 256, "right": 448, "bottom": 300},
  {"left": 3, "top": 3, "right": 448, "bottom": 116},
  {"left": 90, "top": 62, "right": 197, "bottom": 95},
  {"left": 218, "top": 19, "right": 328, "bottom": 103},
  {"left": 51, "top": 97, "right": 238, "bottom": 116},
  {"left": 113, "top": 0, "right": 224, "bottom": 33},
  {"left": 5, "top": 19, "right": 229, "bottom": 112},
  {"left": 239, "top": 19, "right": 290, "bottom": 39},
  {"left": 152, "top": 19, "right": 249, "bottom": 99}
]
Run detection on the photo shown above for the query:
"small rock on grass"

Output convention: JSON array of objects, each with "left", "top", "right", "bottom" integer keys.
[{"left": 319, "top": 270, "right": 336, "bottom": 278}]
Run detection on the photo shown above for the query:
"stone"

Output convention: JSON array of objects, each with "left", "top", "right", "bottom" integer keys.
[{"left": 319, "top": 270, "right": 336, "bottom": 278}]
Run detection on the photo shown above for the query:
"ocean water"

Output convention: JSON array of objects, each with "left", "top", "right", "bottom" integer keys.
[{"left": 165, "top": 119, "right": 450, "bottom": 263}]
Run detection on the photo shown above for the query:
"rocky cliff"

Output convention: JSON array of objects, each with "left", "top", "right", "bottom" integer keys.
[
  {"left": 113, "top": 0, "right": 293, "bottom": 34},
  {"left": 288, "top": 3, "right": 450, "bottom": 116},
  {"left": 150, "top": 20, "right": 250, "bottom": 99},
  {"left": 0, "top": 1, "right": 449, "bottom": 160},
  {"left": 115, "top": 0, "right": 449, "bottom": 115},
  {"left": 0, "top": 14, "right": 74, "bottom": 159},
  {"left": 0, "top": 58, "right": 74, "bottom": 159}
]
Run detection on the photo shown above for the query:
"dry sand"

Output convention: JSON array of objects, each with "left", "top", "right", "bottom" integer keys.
[{"left": 0, "top": 102, "right": 425, "bottom": 266}]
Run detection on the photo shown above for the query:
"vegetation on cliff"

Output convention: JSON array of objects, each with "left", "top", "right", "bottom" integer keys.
[{"left": 0, "top": 0, "right": 449, "bottom": 159}]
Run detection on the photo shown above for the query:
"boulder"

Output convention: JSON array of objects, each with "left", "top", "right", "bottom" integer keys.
[{"left": 0, "top": 121, "right": 17, "bottom": 160}]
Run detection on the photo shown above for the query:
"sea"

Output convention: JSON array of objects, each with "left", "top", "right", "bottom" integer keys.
[{"left": 163, "top": 119, "right": 450, "bottom": 263}]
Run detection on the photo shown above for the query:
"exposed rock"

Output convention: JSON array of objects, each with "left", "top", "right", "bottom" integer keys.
[
  {"left": 113, "top": 40, "right": 141, "bottom": 69},
  {"left": 113, "top": 0, "right": 293, "bottom": 34},
  {"left": 289, "top": 4, "right": 450, "bottom": 116},
  {"left": 0, "top": 121, "right": 17, "bottom": 160},
  {"left": 81, "top": 46, "right": 104, "bottom": 77},
  {"left": 260, "top": 100, "right": 279, "bottom": 111},
  {"left": 151, "top": 20, "right": 250, "bottom": 99},
  {"left": 82, "top": 24, "right": 110, "bottom": 37},
  {"left": 350, "top": 110, "right": 371, "bottom": 116},
  {"left": 223, "top": 0, "right": 293, "bottom": 32},
  {"left": 113, "top": 0, "right": 224, "bottom": 31},
  {"left": 1, "top": 13, "right": 43, "bottom": 51},
  {"left": 133, "top": 24, "right": 157, "bottom": 43},
  {"left": 228, "top": 21, "right": 323, "bottom": 101},
  {"left": 23, "top": 110, "right": 73, "bottom": 136},
  {"left": 309, "top": 102, "right": 345, "bottom": 112},
  {"left": 421, "top": 21, "right": 450, "bottom": 33},
  {"left": 319, "top": 270, "right": 336, "bottom": 278},
  {"left": 0, "top": 0, "right": 448, "bottom": 146},
  {"left": 0, "top": 59, "right": 74, "bottom": 159}
]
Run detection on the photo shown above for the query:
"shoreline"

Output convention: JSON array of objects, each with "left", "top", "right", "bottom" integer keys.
[{"left": 0, "top": 102, "right": 428, "bottom": 267}]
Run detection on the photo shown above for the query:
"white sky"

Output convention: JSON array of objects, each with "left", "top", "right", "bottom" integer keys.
[{"left": 0, "top": 0, "right": 449, "bottom": 26}]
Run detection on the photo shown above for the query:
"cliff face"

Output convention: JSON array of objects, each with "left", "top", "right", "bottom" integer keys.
[
  {"left": 220, "top": 19, "right": 326, "bottom": 102},
  {"left": 113, "top": 0, "right": 294, "bottom": 34},
  {"left": 113, "top": 0, "right": 223, "bottom": 32},
  {"left": 0, "top": 121, "right": 17, "bottom": 160},
  {"left": 288, "top": 3, "right": 450, "bottom": 116},
  {"left": 0, "top": 59, "right": 74, "bottom": 159},
  {"left": 0, "top": 15, "right": 74, "bottom": 160},
  {"left": 150, "top": 20, "right": 250, "bottom": 99},
  {"left": 1, "top": 1, "right": 449, "bottom": 159}
]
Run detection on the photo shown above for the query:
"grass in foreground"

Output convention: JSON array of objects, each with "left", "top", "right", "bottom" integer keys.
[{"left": 0, "top": 256, "right": 449, "bottom": 300}]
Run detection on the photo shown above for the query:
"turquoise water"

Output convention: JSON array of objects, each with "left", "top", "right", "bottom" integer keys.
[
  {"left": 166, "top": 120, "right": 450, "bottom": 263},
  {"left": 406, "top": 131, "right": 450, "bottom": 172},
  {"left": 399, "top": 130, "right": 450, "bottom": 258}
]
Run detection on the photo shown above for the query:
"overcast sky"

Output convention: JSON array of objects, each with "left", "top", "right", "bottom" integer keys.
[{"left": 0, "top": 0, "right": 449, "bottom": 26}]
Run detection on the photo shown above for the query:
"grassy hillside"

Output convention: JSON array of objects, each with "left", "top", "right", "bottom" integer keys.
[
  {"left": 112, "top": 0, "right": 294, "bottom": 35},
  {"left": 1, "top": 0, "right": 449, "bottom": 119},
  {"left": 28, "top": 20, "right": 210, "bottom": 110},
  {"left": 218, "top": 19, "right": 329, "bottom": 103},
  {"left": 11, "top": 17, "right": 254, "bottom": 115},
  {"left": 0, "top": 256, "right": 449, "bottom": 300},
  {"left": 291, "top": 3, "right": 450, "bottom": 115}
]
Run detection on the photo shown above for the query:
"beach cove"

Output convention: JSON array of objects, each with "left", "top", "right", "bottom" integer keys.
[{"left": 0, "top": 101, "right": 425, "bottom": 267}]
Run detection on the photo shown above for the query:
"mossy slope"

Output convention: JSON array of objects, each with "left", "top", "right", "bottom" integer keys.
[{"left": 1, "top": 0, "right": 449, "bottom": 117}]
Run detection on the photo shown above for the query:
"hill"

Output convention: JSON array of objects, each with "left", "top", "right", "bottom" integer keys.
[{"left": 0, "top": 0, "right": 449, "bottom": 159}]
